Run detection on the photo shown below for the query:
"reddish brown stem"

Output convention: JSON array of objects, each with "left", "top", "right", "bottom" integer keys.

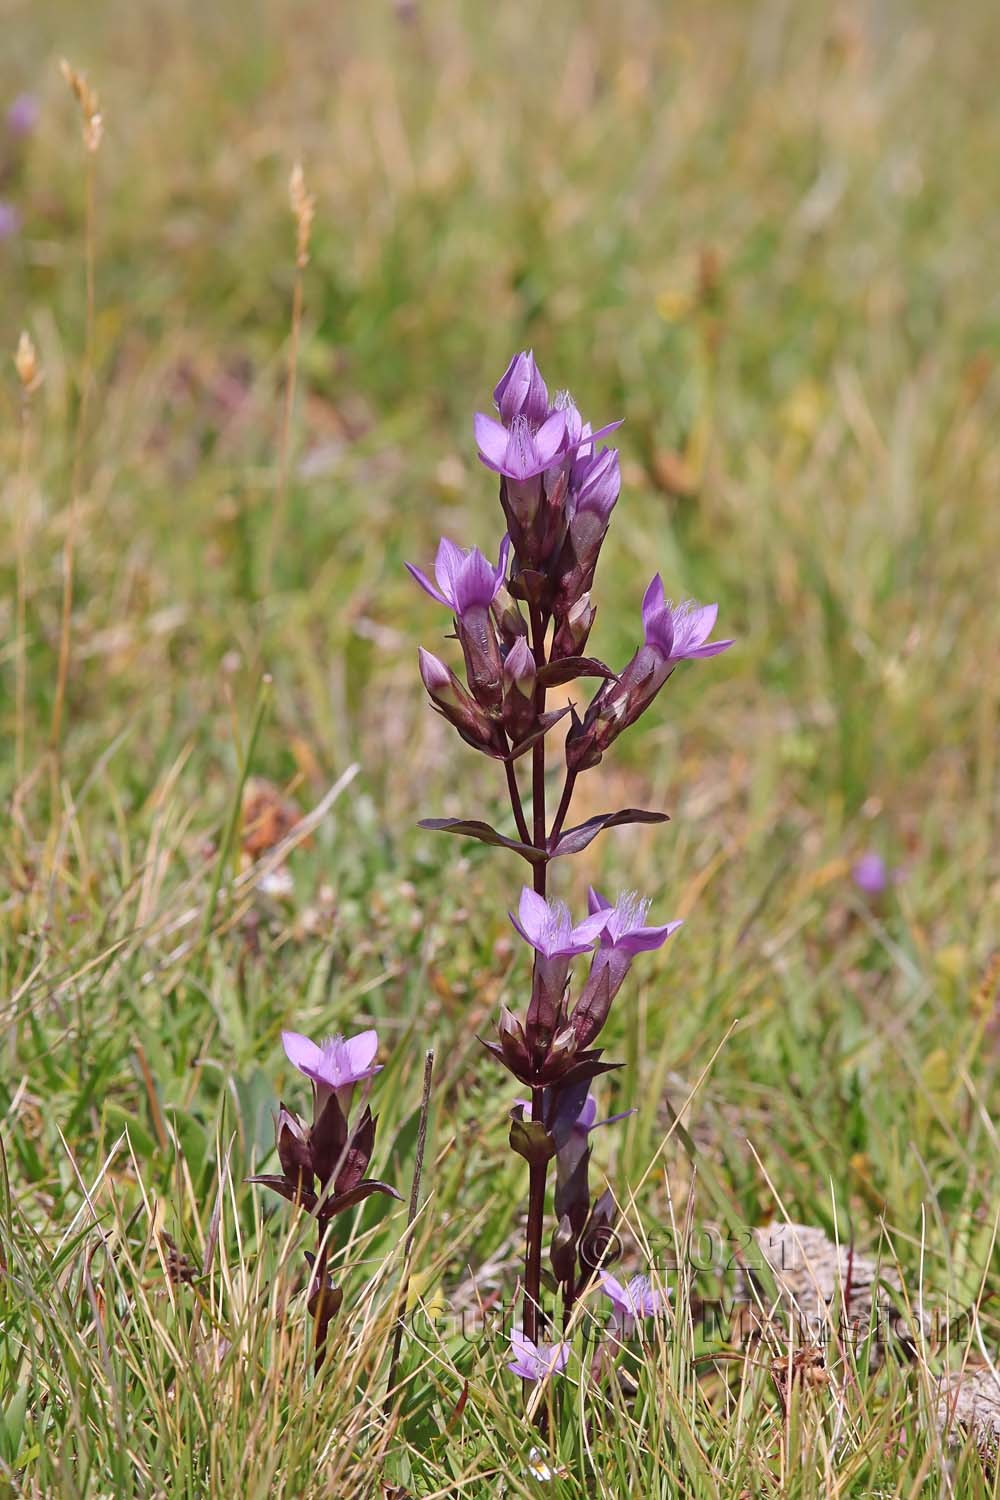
[
  {"left": 504, "top": 756, "right": 531, "bottom": 847},
  {"left": 529, "top": 605, "right": 548, "bottom": 894},
  {"left": 522, "top": 1085, "right": 547, "bottom": 1358},
  {"left": 548, "top": 770, "right": 577, "bottom": 849}
]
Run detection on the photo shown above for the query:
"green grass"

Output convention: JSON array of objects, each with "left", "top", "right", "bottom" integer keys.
[{"left": 2, "top": 0, "right": 1000, "bottom": 1493}]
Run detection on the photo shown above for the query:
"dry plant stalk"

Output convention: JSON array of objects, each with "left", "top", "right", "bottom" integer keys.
[
  {"left": 50, "top": 61, "right": 103, "bottom": 761},
  {"left": 60, "top": 60, "right": 103, "bottom": 153},
  {"left": 13, "top": 333, "right": 43, "bottom": 793},
  {"left": 265, "top": 163, "right": 316, "bottom": 590}
]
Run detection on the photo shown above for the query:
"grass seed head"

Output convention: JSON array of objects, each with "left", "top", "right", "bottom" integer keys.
[
  {"left": 60, "top": 59, "right": 103, "bottom": 152},
  {"left": 289, "top": 162, "right": 315, "bottom": 268}
]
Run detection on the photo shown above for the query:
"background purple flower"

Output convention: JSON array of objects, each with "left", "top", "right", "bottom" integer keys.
[
  {"left": 406, "top": 535, "right": 510, "bottom": 619},
  {"left": 7, "top": 93, "right": 40, "bottom": 138},
  {"left": 507, "top": 1330, "right": 569, "bottom": 1381},
  {"left": 599, "top": 1270, "right": 664, "bottom": 1335},
  {"left": 0, "top": 201, "right": 22, "bottom": 241},
  {"left": 851, "top": 851, "right": 901, "bottom": 896}
]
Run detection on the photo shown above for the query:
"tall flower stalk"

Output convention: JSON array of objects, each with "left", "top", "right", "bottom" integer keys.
[{"left": 410, "top": 352, "right": 731, "bottom": 1396}]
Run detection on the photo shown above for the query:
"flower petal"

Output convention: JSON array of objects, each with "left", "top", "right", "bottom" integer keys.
[
  {"left": 453, "top": 547, "right": 499, "bottom": 616},
  {"left": 571, "top": 908, "right": 613, "bottom": 946},
  {"left": 341, "top": 1029, "right": 380, "bottom": 1078},
  {"left": 405, "top": 561, "right": 450, "bottom": 608},
  {"left": 684, "top": 637, "right": 734, "bottom": 660},
  {"left": 474, "top": 412, "right": 510, "bottom": 471},
  {"left": 599, "top": 1269, "right": 627, "bottom": 1305},
  {"left": 533, "top": 409, "right": 567, "bottom": 467},
  {"left": 617, "top": 919, "right": 683, "bottom": 954},
  {"left": 281, "top": 1030, "right": 325, "bottom": 1079},
  {"left": 641, "top": 574, "right": 665, "bottom": 630},
  {"left": 587, "top": 887, "right": 612, "bottom": 916},
  {"left": 433, "top": 537, "right": 468, "bottom": 607},
  {"left": 515, "top": 887, "right": 550, "bottom": 948},
  {"left": 681, "top": 601, "right": 718, "bottom": 650}
]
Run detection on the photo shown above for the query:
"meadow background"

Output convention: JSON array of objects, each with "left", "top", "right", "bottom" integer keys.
[{"left": 2, "top": 0, "right": 1000, "bottom": 1494}]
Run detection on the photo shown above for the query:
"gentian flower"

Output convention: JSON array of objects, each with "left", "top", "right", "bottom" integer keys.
[
  {"left": 507, "top": 1330, "right": 569, "bottom": 1381},
  {"left": 474, "top": 410, "right": 567, "bottom": 483},
  {"left": 474, "top": 406, "right": 569, "bottom": 542},
  {"left": 566, "top": 576, "right": 732, "bottom": 772},
  {"left": 511, "top": 889, "right": 609, "bottom": 1051},
  {"left": 571, "top": 445, "right": 621, "bottom": 526},
  {"left": 588, "top": 888, "right": 683, "bottom": 954},
  {"left": 510, "top": 887, "right": 607, "bottom": 959},
  {"left": 641, "top": 575, "right": 733, "bottom": 665},
  {"left": 553, "top": 441, "right": 621, "bottom": 613},
  {"left": 281, "top": 1028, "right": 381, "bottom": 1114},
  {"left": 493, "top": 349, "right": 550, "bottom": 428},
  {"left": 407, "top": 536, "right": 510, "bottom": 710},
  {"left": 249, "top": 1033, "right": 400, "bottom": 1229},
  {"left": 570, "top": 891, "right": 682, "bottom": 1050},
  {"left": 406, "top": 535, "right": 510, "bottom": 621},
  {"left": 599, "top": 1270, "right": 664, "bottom": 1336}
]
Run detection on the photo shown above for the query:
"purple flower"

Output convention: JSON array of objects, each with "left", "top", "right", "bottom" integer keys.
[
  {"left": 474, "top": 410, "right": 567, "bottom": 482},
  {"left": 0, "top": 201, "right": 22, "bottom": 241},
  {"left": 566, "top": 578, "right": 732, "bottom": 773},
  {"left": 281, "top": 1028, "right": 381, "bottom": 1114},
  {"left": 560, "top": 398, "right": 623, "bottom": 457},
  {"left": 569, "top": 892, "right": 681, "bottom": 1050},
  {"left": 599, "top": 1270, "right": 665, "bottom": 1335},
  {"left": 493, "top": 350, "right": 550, "bottom": 428},
  {"left": 641, "top": 576, "right": 733, "bottom": 664},
  {"left": 587, "top": 889, "right": 684, "bottom": 954},
  {"left": 851, "top": 852, "right": 901, "bottom": 896},
  {"left": 510, "top": 887, "right": 607, "bottom": 959},
  {"left": 851, "top": 852, "right": 887, "bottom": 895},
  {"left": 7, "top": 94, "right": 40, "bottom": 138},
  {"left": 406, "top": 535, "right": 510, "bottom": 620},
  {"left": 507, "top": 1330, "right": 569, "bottom": 1381}
]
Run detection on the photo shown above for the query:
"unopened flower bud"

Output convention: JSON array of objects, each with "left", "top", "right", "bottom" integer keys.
[
  {"left": 491, "top": 584, "right": 528, "bottom": 649},
  {"left": 418, "top": 647, "right": 505, "bottom": 755},
  {"left": 502, "top": 636, "right": 536, "bottom": 745},
  {"left": 552, "top": 594, "right": 596, "bottom": 661}
]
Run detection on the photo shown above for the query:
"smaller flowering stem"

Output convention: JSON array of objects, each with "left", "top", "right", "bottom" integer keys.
[
  {"left": 504, "top": 757, "right": 532, "bottom": 847},
  {"left": 548, "top": 770, "right": 577, "bottom": 849}
]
